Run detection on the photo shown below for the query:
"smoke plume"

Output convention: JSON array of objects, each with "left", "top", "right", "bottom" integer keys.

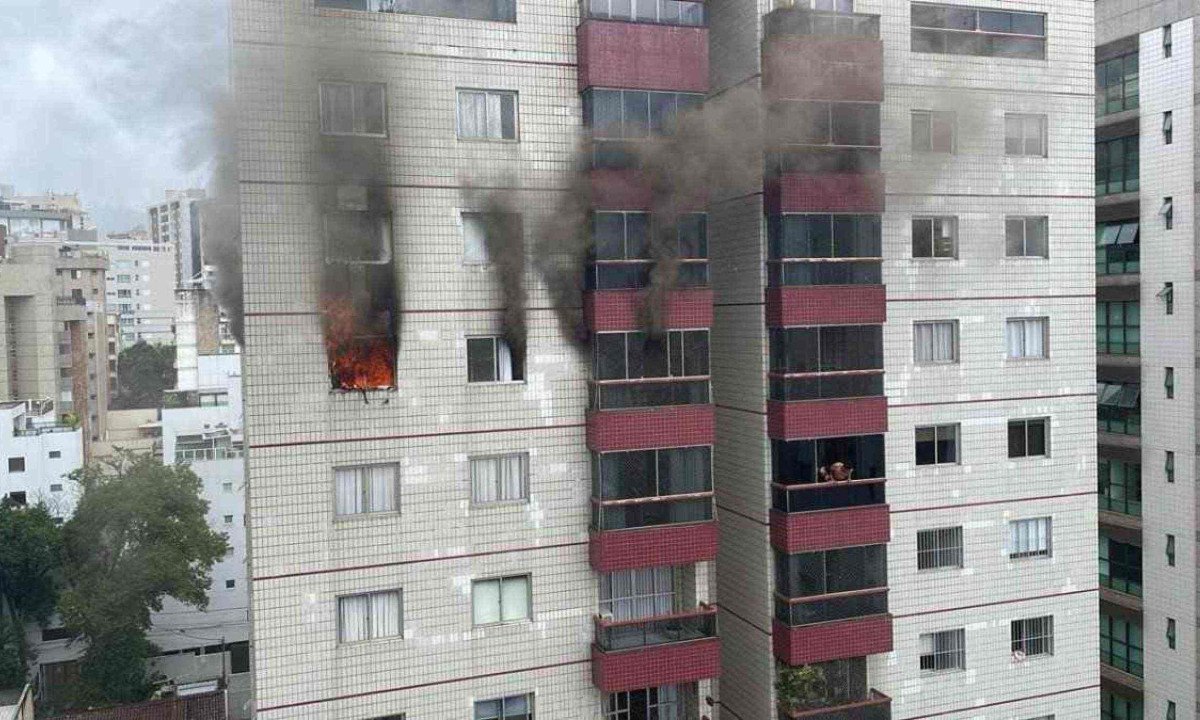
[
  {"left": 201, "top": 95, "right": 245, "bottom": 345},
  {"left": 467, "top": 186, "right": 528, "bottom": 371}
]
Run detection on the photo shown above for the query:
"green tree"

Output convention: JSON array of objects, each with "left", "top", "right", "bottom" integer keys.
[
  {"left": 59, "top": 453, "right": 229, "bottom": 706},
  {"left": 0, "top": 502, "right": 63, "bottom": 690},
  {"left": 112, "top": 342, "right": 176, "bottom": 410},
  {"left": 777, "top": 663, "right": 829, "bottom": 713}
]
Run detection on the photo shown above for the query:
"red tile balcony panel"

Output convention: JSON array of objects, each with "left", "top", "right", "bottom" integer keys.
[
  {"left": 578, "top": 19, "right": 710, "bottom": 93},
  {"left": 769, "top": 504, "right": 890, "bottom": 553},
  {"left": 589, "top": 168, "right": 708, "bottom": 211},
  {"left": 762, "top": 36, "right": 883, "bottom": 102},
  {"left": 767, "top": 173, "right": 885, "bottom": 214},
  {"left": 587, "top": 402, "right": 714, "bottom": 451},
  {"left": 767, "top": 396, "right": 887, "bottom": 440},
  {"left": 772, "top": 614, "right": 893, "bottom": 665},
  {"left": 765, "top": 286, "right": 886, "bottom": 326},
  {"left": 589, "top": 520, "right": 718, "bottom": 572},
  {"left": 591, "top": 607, "right": 721, "bottom": 691},
  {"left": 586, "top": 288, "right": 714, "bottom": 332}
]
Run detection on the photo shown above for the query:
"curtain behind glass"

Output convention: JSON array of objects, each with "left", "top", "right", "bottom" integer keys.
[{"left": 338, "top": 594, "right": 370, "bottom": 642}]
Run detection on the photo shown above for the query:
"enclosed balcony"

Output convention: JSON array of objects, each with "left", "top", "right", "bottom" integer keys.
[
  {"left": 766, "top": 154, "right": 885, "bottom": 214},
  {"left": 577, "top": 18, "right": 709, "bottom": 94},
  {"left": 777, "top": 659, "right": 890, "bottom": 720},
  {"left": 591, "top": 606, "right": 721, "bottom": 691},
  {"left": 762, "top": 8, "right": 883, "bottom": 103}
]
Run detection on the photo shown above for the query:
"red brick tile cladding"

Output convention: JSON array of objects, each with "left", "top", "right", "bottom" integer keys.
[
  {"left": 589, "top": 169, "right": 708, "bottom": 211},
  {"left": 767, "top": 396, "right": 888, "bottom": 440},
  {"left": 56, "top": 692, "right": 226, "bottom": 720},
  {"left": 768, "top": 173, "right": 885, "bottom": 214},
  {"left": 577, "top": 19, "right": 710, "bottom": 93},
  {"left": 587, "top": 403, "right": 715, "bottom": 452},
  {"left": 590, "top": 520, "right": 719, "bottom": 571},
  {"left": 772, "top": 615, "right": 893, "bottom": 665},
  {"left": 586, "top": 288, "right": 715, "bottom": 332},
  {"left": 592, "top": 636, "right": 722, "bottom": 691},
  {"left": 765, "top": 286, "right": 886, "bottom": 327},
  {"left": 769, "top": 504, "right": 891, "bottom": 553},
  {"left": 761, "top": 37, "right": 883, "bottom": 102}
]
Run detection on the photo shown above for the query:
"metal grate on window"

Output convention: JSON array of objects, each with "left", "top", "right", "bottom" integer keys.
[
  {"left": 1011, "top": 615, "right": 1054, "bottom": 657},
  {"left": 919, "top": 628, "right": 966, "bottom": 672},
  {"left": 917, "top": 527, "right": 963, "bottom": 570}
]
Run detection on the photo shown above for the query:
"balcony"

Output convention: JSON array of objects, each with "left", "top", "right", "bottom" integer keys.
[
  {"left": 768, "top": 396, "right": 887, "bottom": 441},
  {"left": 779, "top": 690, "right": 891, "bottom": 720},
  {"left": 770, "top": 485, "right": 889, "bottom": 554},
  {"left": 766, "top": 285, "right": 885, "bottom": 326},
  {"left": 586, "top": 287, "right": 713, "bottom": 332},
  {"left": 577, "top": 18, "right": 709, "bottom": 93},
  {"left": 768, "top": 172, "right": 885, "bottom": 214},
  {"left": 773, "top": 611, "right": 892, "bottom": 666},
  {"left": 762, "top": 9, "right": 882, "bottom": 102},
  {"left": 590, "top": 510, "right": 717, "bottom": 571},
  {"left": 587, "top": 387, "right": 713, "bottom": 452},
  {"left": 591, "top": 606, "right": 721, "bottom": 691}
]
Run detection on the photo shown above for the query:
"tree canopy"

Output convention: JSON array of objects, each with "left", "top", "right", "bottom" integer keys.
[
  {"left": 0, "top": 502, "right": 62, "bottom": 690},
  {"left": 111, "top": 342, "right": 176, "bottom": 410}
]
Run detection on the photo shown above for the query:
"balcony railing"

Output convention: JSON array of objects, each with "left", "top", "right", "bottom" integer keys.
[
  {"left": 770, "top": 147, "right": 881, "bottom": 176},
  {"left": 779, "top": 690, "right": 891, "bottom": 720},
  {"left": 772, "top": 478, "right": 885, "bottom": 514},
  {"left": 769, "top": 371, "right": 883, "bottom": 402},
  {"left": 582, "top": 0, "right": 706, "bottom": 27},
  {"left": 764, "top": 7, "right": 880, "bottom": 39},
  {"left": 590, "top": 377, "right": 711, "bottom": 410},
  {"left": 775, "top": 587, "right": 888, "bottom": 627},
  {"left": 14, "top": 424, "right": 75, "bottom": 437},
  {"left": 768, "top": 259, "right": 881, "bottom": 286},
  {"left": 595, "top": 605, "right": 717, "bottom": 651},
  {"left": 587, "top": 259, "right": 710, "bottom": 290},
  {"left": 591, "top": 493, "right": 713, "bottom": 531}
]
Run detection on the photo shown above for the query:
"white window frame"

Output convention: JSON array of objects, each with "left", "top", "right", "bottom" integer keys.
[
  {"left": 1005, "top": 317, "right": 1048, "bottom": 359},
  {"left": 1005, "top": 216, "right": 1049, "bottom": 258},
  {"left": 1004, "top": 113, "right": 1047, "bottom": 158},
  {"left": 919, "top": 628, "right": 966, "bottom": 672},
  {"left": 917, "top": 526, "right": 964, "bottom": 570},
  {"left": 605, "top": 686, "right": 681, "bottom": 720},
  {"left": 319, "top": 81, "right": 388, "bottom": 138},
  {"left": 336, "top": 589, "right": 403, "bottom": 643},
  {"left": 334, "top": 464, "right": 400, "bottom": 518},
  {"left": 470, "top": 453, "right": 530, "bottom": 505},
  {"left": 472, "top": 575, "right": 532, "bottom": 626},
  {"left": 461, "top": 212, "right": 491, "bottom": 265},
  {"left": 913, "top": 320, "right": 959, "bottom": 364},
  {"left": 466, "top": 335, "right": 522, "bottom": 384},
  {"left": 1009, "top": 516, "right": 1052, "bottom": 559},
  {"left": 474, "top": 693, "right": 535, "bottom": 720},
  {"left": 911, "top": 110, "right": 956, "bottom": 153},
  {"left": 456, "top": 89, "right": 520, "bottom": 141},
  {"left": 599, "top": 567, "right": 678, "bottom": 620}
]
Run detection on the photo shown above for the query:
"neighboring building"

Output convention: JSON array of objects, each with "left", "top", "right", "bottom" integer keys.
[
  {"left": 0, "top": 189, "right": 90, "bottom": 242},
  {"left": 92, "top": 231, "right": 177, "bottom": 348},
  {"left": 0, "top": 398, "right": 82, "bottom": 518},
  {"left": 92, "top": 407, "right": 160, "bottom": 458},
  {"left": 148, "top": 190, "right": 207, "bottom": 288},
  {"left": 234, "top": 1, "right": 1094, "bottom": 719},
  {"left": 1095, "top": 5, "right": 1196, "bottom": 719},
  {"left": 0, "top": 244, "right": 110, "bottom": 453}
]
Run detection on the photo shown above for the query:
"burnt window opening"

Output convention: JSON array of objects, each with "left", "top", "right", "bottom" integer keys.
[{"left": 467, "top": 336, "right": 523, "bottom": 383}]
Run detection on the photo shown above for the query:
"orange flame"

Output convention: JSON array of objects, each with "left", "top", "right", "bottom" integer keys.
[{"left": 320, "top": 293, "right": 396, "bottom": 390}]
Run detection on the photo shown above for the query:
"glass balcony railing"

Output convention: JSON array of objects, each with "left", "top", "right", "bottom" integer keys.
[
  {"left": 769, "top": 371, "right": 883, "bottom": 402},
  {"left": 775, "top": 587, "right": 888, "bottom": 627},
  {"left": 590, "top": 377, "right": 711, "bottom": 410},
  {"left": 591, "top": 494, "right": 713, "bottom": 531},
  {"left": 764, "top": 7, "right": 881, "bottom": 39},
  {"left": 772, "top": 478, "right": 885, "bottom": 514},
  {"left": 768, "top": 259, "right": 881, "bottom": 286},
  {"left": 594, "top": 606, "right": 717, "bottom": 651},
  {"left": 587, "top": 259, "right": 709, "bottom": 290}
]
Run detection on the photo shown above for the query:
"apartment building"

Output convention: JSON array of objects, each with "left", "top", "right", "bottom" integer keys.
[
  {"left": 1095, "top": 2, "right": 1197, "bottom": 719},
  {"left": 234, "top": 0, "right": 1093, "bottom": 718},
  {"left": 148, "top": 189, "right": 207, "bottom": 287},
  {"left": 95, "top": 231, "right": 177, "bottom": 348},
  {"left": 0, "top": 398, "right": 83, "bottom": 518}
]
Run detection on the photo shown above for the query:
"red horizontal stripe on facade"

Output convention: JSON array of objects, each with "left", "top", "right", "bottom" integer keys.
[
  {"left": 890, "top": 490, "right": 1097, "bottom": 514},
  {"left": 892, "top": 587, "right": 1098, "bottom": 619},
  {"left": 249, "top": 422, "right": 586, "bottom": 450},
  {"left": 589, "top": 522, "right": 718, "bottom": 572},
  {"left": 897, "top": 684, "right": 1100, "bottom": 720}
]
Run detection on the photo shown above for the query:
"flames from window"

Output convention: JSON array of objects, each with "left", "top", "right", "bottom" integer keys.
[{"left": 320, "top": 264, "right": 397, "bottom": 391}]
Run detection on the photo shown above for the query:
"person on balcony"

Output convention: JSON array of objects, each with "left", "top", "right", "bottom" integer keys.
[{"left": 817, "top": 461, "right": 854, "bottom": 482}]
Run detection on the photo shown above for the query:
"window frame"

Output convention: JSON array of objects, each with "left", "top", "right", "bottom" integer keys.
[
  {"left": 910, "top": 3, "right": 1047, "bottom": 60},
  {"left": 1163, "top": 111, "right": 1173, "bottom": 144},
  {"left": 474, "top": 693, "right": 535, "bottom": 720},
  {"left": 915, "top": 423, "right": 960, "bottom": 466},
  {"left": 456, "top": 88, "right": 520, "bottom": 142},
  {"left": 1010, "top": 615, "right": 1054, "bottom": 658},
  {"left": 333, "top": 463, "right": 401, "bottom": 519},
  {"left": 911, "top": 216, "right": 958, "bottom": 259},
  {"left": 1007, "top": 417, "right": 1049, "bottom": 459},
  {"left": 913, "top": 320, "right": 959, "bottom": 364},
  {"left": 461, "top": 211, "right": 491, "bottom": 266},
  {"left": 1096, "top": 136, "right": 1139, "bottom": 196},
  {"left": 318, "top": 81, "right": 388, "bottom": 138},
  {"left": 336, "top": 589, "right": 404, "bottom": 644},
  {"left": 1009, "top": 516, "right": 1052, "bottom": 559},
  {"left": 1166, "top": 534, "right": 1176, "bottom": 566},
  {"left": 469, "top": 452, "right": 531, "bottom": 506},
  {"left": 1004, "top": 113, "right": 1048, "bottom": 158},
  {"left": 919, "top": 628, "right": 967, "bottom": 673},
  {"left": 911, "top": 110, "right": 956, "bottom": 153},
  {"left": 1005, "top": 317, "right": 1049, "bottom": 360},
  {"left": 466, "top": 335, "right": 524, "bottom": 384},
  {"left": 1005, "top": 215, "right": 1049, "bottom": 258},
  {"left": 471, "top": 574, "right": 533, "bottom": 626},
  {"left": 917, "top": 526, "right": 964, "bottom": 570}
]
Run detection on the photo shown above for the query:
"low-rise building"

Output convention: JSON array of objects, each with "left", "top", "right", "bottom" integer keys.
[{"left": 0, "top": 399, "right": 83, "bottom": 518}]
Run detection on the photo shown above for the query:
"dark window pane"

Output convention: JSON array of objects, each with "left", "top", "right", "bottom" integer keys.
[
  {"left": 936, "top": 425, "right": 957, "bottom": 463},
  {"left": 594, "top": 213, "right": 625, "bottom": 259},
  {"left": 623, "top": 91, "right": 649, "bottom": 138},
  {"left": 683, "top": 330, "right": 710, "bottom": 376},
  {"left": 915, "top": 426, "right": 936, "bottom": 465},
  {"left": 1008, "top": 421, "right": 1027, "bottom": 457},
  {"left": 467, "top": 338, "right": 496, "bottom": 382},
  {"left": 595, "top": 333, "right": 628, "bottom": 380},
  {"left": 1027, "top": 419, "right": 1047, "bottom": 455}
]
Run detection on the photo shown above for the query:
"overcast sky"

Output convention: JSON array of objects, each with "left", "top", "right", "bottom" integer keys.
[{"left": 0, "top": 0, "right": 228, "bottom": 233}]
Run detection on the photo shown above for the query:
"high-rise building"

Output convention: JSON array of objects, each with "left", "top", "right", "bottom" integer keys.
[
  {"left": 234, "top": 0, "right": 1095, "bottom": 717},
  {"left": 148, "top": 189, "right": 207, "bottom": 287},
  {"left": 1095, "top": 4, "right": 1195, "bottom": 718},
  {"left": 95, "top": 231, "right": 178, "bottom": 348}
]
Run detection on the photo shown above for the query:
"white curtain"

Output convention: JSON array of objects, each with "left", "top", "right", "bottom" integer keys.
[
  {"left": 1012, "top": 518, "right": 1050, "bottom": 555},
  {"left": 370, "top": 591, "right": 401, "bottom": 638},
  {"left": 497, "top": 339, "right": 514, "bottom": 381},
  {"left": 338, "top": 594, "right": 370, "bottom": 642},
  {"left": 458, "top": 91, "right": 489, "bottom": 138},
  {"left": 367, "top": 465, "right": 396, "bottom": 513},
  {"left": 498, "top": 454, "right": 525, "bottom": 500},
  {"left": 471, "top": 455, "right": 524, "bottom": 503},
  {"left": 335, "top": 467, "right": 363, "bottom": 516},
  {"left": 471, "top": 457, "right": 499, "bottom": 504},
  {"left": 500, "top": 576, "right": 530, "bottom": 622},
  {"left": 462, "top": 213, "right": 489, "bottom": 264},
  {"left": 486, "top": 92, "right": 504, "bottom": 138},
  {"left": 602, "top": 567, "right": 676, "bottom": 619},
  {"left": 915, "top": 322, "right": 955, "bottom": 363},
  {"left": 1007, "top": 318, "right": 1046, "bottom": 359},
  {"left": 473, "top": 579, "right": 502, "bottom": 624},
  {"left": 336, "top": 466, "right": 396, "bottom": 515}
]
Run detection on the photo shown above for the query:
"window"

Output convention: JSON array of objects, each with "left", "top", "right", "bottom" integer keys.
[
  {"left": 1008, "top": 418, "right": 1048, "bottom": 458},
  {"left": 592, "top": 446, "right": 713, "bottom": 529},
  {"left": 1009, "top": 517, "right": 1051, "bottom": 558},
  {"left": 587, "top": 0, "right": 703, "bottom": 25},
  {"left": 7, "top": 457, "right": 24, "bottom": 473},
  {"left": 5, "top": 492, "right": 26, "bottom": 507},
  {"left": 600, "top": 567, "right": 677, "bottom": 619},
  {"left": 462, "top": 212, "right": 490, "bottom": 264},
  {"left": 911, "top": 4, "right": 1046, "bottom": 59},
  {"left": 457, "top": 89, "right": 518, "bottom": 141},
  {"left": 337, "top": 590, "right": 403, "bottom": 643},
  {"left": 1101, "top": 612, "right": 1143, "bottom": 676},
  {"left": 915, "top": 424, "right": 958, "bottom": 466},
  {"left": 1167, "top": 702, "right": 1176, "bottom": 720},
  {"left": 1164, "top": 367, "right": 1174, "bottom": 399},
  {"left": 1005, "top": 114, "right": 1047, "bottom": 157},
  {"left": 223, "top": 482, "right": 234, "bottom": 492},
  {"left": 470, "top": 453, "right": 528, "bottom": 504},
  {"left": 324, "top": 209, "right": 392, "bottom": 264},
  {"left": 467, "top": 336, "right": 523, "bottom": 382},
  {"left": 919, "top": 629, "right": 966, "bottom": 672},
  {"left": 776, "top": 546, "right": 887, "bottom": 598},
  {"left": 319, "top": 81, "right": 387, "bottom": 137},
  {"left": 1096, "top": 136, "right": 1139, "bottom": 195},
  {"left": 584, "top": 89, "right": 704, "bottom": 141},
  {"left": 605, "top": 687, "right": 683, "bottom": 720},
  {"left": 1161, "top": 197, "right": 1173, "bottom": 230},
  {"left": 1162, "top": 282, "right": 1174, "bottom": 314},
  {"left": 117, "top": 289, "right": 132, "bottom": 298},
  {"left": 1165, "top": 451, "right": 1174, "bottom": 483},
  {"left": 1100, "top": 534, "right": 1143, "bottom": 596},
  {"left": 475, "top": 694, "right": 533, "bottom": 720},
  {"left": 49, "top": 484, "right": 62, "bottom": 493},
  {"left": 911, "top": 217, "right": 957, "bottom": 258},
  {"left": 1096, "top": 53, "right": 1139, "bottom": 116},
  {"left": 1163, "top": 24, "right": 1172, "bottom": 57},
  {"left": 472, "top": 575, "right": 531, "bottom": 625},
  {"left": 596, "top": 330, "right": 711, "bottom": 379},
  {"left": 335, "top": 465, "right": 399, "bottom": 517},
  {"left": 917, "top": 527, "right": 963, "bottom": 570},
  {"left": 317, "top": 0, "right": 516, "bottom": 21},
  {"left": 1166, "top": 618, "right": 1176, "bottom": 649},
  {"left": 1010, "top": 615, "right": 1053, "bottom": 657},
  {"left": 1006, "top": 317, "right": 1047, "bottom": 359},
  {"left": 591, "top": 212, "right": 707, "bottom": 289},
  {"left": 1163, "top": 111, "right": 1173, "bottom": 144},
  {"left": 1166, "top": 534, "right": 1175, "bottom": 566},
  {"left": 1101, "top": 689, "right": 1142, "bottom": 720},
  {"left": 775, "top": 101, "right": 881, "bottom": 146},
  {"left": 913, "top": 321, "right": 958, "bottom": 364},
  {"left": 223, "top": 515, "right": 234, "bottom": 524},
  {"left": 1099, "top": 459, "right": 1141, "bottom": 515},
  {"left": 1005, "top": 216, "right": 1049, "bottom": 257},
  {"left": 768, "top": 214, "right": 881, "bottom": 287},
  {"left": 225, "top": 579, "right": 236, "bottom": 589},
  {"left": 912, "top": 110, "right": 955, "bottom": 153},
  {"left": 48, "top": 450, "right": 61, "bottom": 459},
  {"left": 1097, "top": 302, "right": 1140, "bottom": 355}
]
